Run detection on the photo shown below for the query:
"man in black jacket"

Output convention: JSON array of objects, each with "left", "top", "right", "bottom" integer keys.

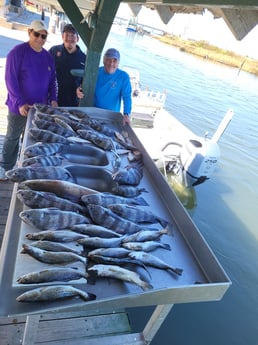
[{"left": 49, "top": 24, "right": 86, "bottom": 107}]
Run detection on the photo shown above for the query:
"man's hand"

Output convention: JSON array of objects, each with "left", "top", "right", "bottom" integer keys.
[
  {"left": 123, "top": 114, "right": 130, "bottom": 126},
  {"left": 19, "top": 104, "right": 31, "bottom": 117}
]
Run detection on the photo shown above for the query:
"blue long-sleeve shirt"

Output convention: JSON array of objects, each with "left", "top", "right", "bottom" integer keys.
[
  {"left": 94, "top": 67, "right": 132, "bottom": 114},
  {"left": 5, "top": 42, "right": 57, "bottom": 115}
]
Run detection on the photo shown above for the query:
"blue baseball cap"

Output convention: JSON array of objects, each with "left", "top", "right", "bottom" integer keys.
[{"left": 104, "top": 48, "right": 120, "bottom": 60}]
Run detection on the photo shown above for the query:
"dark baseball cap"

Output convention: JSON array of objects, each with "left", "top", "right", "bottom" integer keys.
[
  {"left": 62, "top": 24, "right": 78, "bottom": 34},
  {"left": 104, "top": 48, "right": 120, "bottom": 60}
]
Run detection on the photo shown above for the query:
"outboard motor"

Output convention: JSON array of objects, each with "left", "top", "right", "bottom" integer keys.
[
  {"left": 163, "top": 109, "right": 234, "bottom": 188},
  {"left": 179, "top": 137, "right": 220, "bottom": 187}
]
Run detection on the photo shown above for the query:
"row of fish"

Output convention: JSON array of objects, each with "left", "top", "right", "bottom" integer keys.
[{"left": 14, "top": 105, "right": 182, "bottom": 304}]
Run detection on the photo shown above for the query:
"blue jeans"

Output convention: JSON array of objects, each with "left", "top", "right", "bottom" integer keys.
[{"left": 0, "top": 111, "right": 27, "bottom": 171}]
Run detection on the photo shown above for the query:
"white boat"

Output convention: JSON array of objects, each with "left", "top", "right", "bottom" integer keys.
[
  {"left": 132, "top": 103, "right": 234, "bottom": 209},
  {"left": 122, "top": 66, "right": 167, "bottom": 122}
]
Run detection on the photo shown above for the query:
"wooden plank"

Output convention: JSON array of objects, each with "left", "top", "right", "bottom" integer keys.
[
  {"left": 0, "top": 312, "right": 132, "bottom": 345},
  {"left": 22, "top": 315, "right": 40, "bottom": 345},
  {"left": 40, "top": 333, "right": 146, "bottom": 345}
]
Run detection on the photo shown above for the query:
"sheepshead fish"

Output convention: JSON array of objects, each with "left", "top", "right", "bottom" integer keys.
[
  {"left": 29, "top": 128, "right": 70, "bottom": 144},
  {"left": 6, "top": 166, "right": 75, "bottom": 183},
  {"left": 19, "top": 208, "right": 89, "bottom": 230},
  {"left": 81, "top": 192, "right": 149, "bottom": 207},
  {"left": 16, "top": 285, "right": 96, "bottom": 302},
  {"left": 129, "top": 251, "right": 183, "bottom": 276},
  {"left": 108, "top": 204, "right": 169, "bottom": 228},
  {"left": 17, "top": 189, "right": 89, "bottom": 215},
  {"left": 33, "top": 103, "right": 69, "bottom": 115},
  {"left": 26, "top": 230, "right": 87, "bottom": 242},
  {"left": 77, "top": 129, "right": 114, "bottom": 151},
  {"left": 112, "top": 164, "right": 143, "bottom": 186},
  {"left": 22, "top": 155, "right": 63, "bottom": 167},
  {"left": 122, "top": 241, "right": 171, "bottom": 252},
  {"left": 18, "top": 179, "right": 99, "bottom": 203},
  {"left": 88, "top": 264, "right": 152, "bottom": 291},
  {"left": 21, "top": 244, "right": 87, "bottom": 264},
  {"left": 17, "top": 267, "right": 87, "bottom": 284},
  {"left": 33, "top": 118, "right": 76, "bottom": 137},
  {"left": 24, "top": 142, "right": 64, "bottom": 157},
  {"left": 87, "top": 204, "right": 151, "bottom": 234},
  {"left": 112, "top": 184, "right": 148, "bottom": 197}
]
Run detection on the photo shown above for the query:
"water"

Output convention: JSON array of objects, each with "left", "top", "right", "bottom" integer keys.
[{"left": 105, "top": 29, "right": 258, "bottom": 344}]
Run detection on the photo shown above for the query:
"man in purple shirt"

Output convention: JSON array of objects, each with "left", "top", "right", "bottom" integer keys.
[{"left": 0, "top": 20, "right": 58, "bottom": 181}]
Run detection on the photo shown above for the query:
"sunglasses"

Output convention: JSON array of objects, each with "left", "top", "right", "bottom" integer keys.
[{"left": 32, "top": 30, "right": 47, "bottom": 40}]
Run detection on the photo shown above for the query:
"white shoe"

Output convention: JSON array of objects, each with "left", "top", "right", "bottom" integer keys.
[{"left": 0, "top": 167, "right": 8, "bottom": 181}]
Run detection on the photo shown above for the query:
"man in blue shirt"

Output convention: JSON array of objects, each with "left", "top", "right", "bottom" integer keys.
[{"left": 78, "top": 48, "right": 132, "bottom": 125}]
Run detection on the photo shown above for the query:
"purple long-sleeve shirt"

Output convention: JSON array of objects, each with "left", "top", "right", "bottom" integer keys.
[{"left": 5, "top": 42, "right": 57, "bottom": 115}]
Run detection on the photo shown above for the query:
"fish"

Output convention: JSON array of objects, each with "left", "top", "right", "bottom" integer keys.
[
  {"left": 22, "top": 155, "right": 63, "bottom": 167},
  {"left": 29, "top": 128, "right": 70, "bottom": 144},
  {"left": 81, "top": 192, "right": 149, "bottom": 207},
  {"left": 18, "top": 179, "right": 99, "bottom": 203},
  {"left": 54, "top": 117, "right": 78, "bottom": 135},
  {"left": 88, "top": 254, "right": 150, "bottom": 278},
  {"left": 26, "top": 230, "right": 88, "bottom": 242},
  {"left": 17, "top": 189, "right": 89, "bottom": 215},
  {"left": 122, "top": 241, "right": 171, "bottom": 252},
  {"left": 16, "top": 285, "right": 96, "bottom": 302},
  {"left": 6, "top": 166, "right": 75, "bottom": 183},
  {"left": 127, "top": 150, "right": 143, "bottom": 163},
  {"left": 24, "top": 142, "right": 64, "bottom": 157},
  {"left": 88, "top": 264, "right": 152, "bottom": 291},
  {"left": 77, "top": 235, "right": 126, "bottom": 249},
  {"left": 87, "top": 247, "right": 131, "bottom": 259},
  {"left": 87, "top": 120, "right": 116, "bottom": 138},
  {"left": 17, "top": 267, "right": 88, "bottom": 284},
  {"left": 19, "top": 208, "right": 89, "bottom": 230},
  {"left": 77, "top": 129, "right": 115, "bottom": 151},
  {"left": 30, "top": 240, "right": 82, "bottom": 254},
  {"left": 108, "top": 204, "right": 169, "bottom": 228},
  {"left": 71, "top": 224, "right": 121, "bottom": 238},
  {"left": 122, "top": 228, "right": 169, "bottom": 243},
  {"left": 33, "top": 103, "right": 69, "bottom": 115},
  {"left": 87, "top": 204, "right": 152, "bottom": 234},
  {"left": 34, "top": 111, "right": 56, "bottom": 122},
  {"left": 33, "top": 118, "right": 76, "bottom": 137},
  {"left": 129, "top": 251, "right": 183, "bottom": 276},
  {"left": 112, "top": 184, "right": 148, "bottom": 197},
  {"left": 68, "top": 108, "right": 91, "bottom": 119},
  {"left": 21, "top": 243, "right": 87, "bottom": 264},
  {"left": 112, "top": 164, "right": 143, "bottom": 186}
]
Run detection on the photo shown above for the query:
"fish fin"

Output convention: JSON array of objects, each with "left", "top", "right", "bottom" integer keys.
[
  {"left": 159, "top": 219, "right": 169, "bottom": 228},
  {"left": 133, "top": 197, "right": 149, "bottom": 206},
  {"left": 163, "top": 243, "right": 171, "bottom": 251}
]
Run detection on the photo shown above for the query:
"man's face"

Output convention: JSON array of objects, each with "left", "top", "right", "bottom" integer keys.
[
  {"left": 62, "top": 31, "right": 78, "bottom": 50},
  {"left": 103, "top": 57, "right": 119, "bottom": 74}
]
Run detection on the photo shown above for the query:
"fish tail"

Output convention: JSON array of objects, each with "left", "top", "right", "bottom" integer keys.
[{"left": 141, "top": 281, "right": 153, "bottom": 291}]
